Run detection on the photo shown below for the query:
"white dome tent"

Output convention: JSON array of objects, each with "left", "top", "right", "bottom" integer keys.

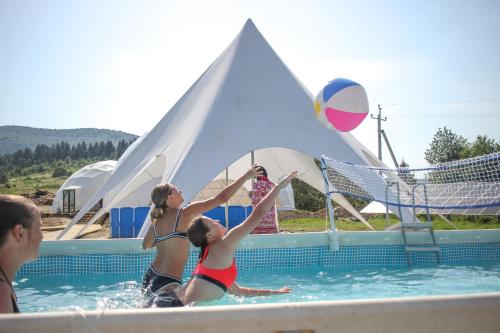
[{"left": 51, "top": 160, "right": 116, "bottom": 214}]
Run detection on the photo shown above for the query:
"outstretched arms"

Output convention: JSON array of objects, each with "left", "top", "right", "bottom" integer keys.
[
  {"left": 227, "top": 283, "right": 291, "bottom": 297},
  {"left": 223, "top": 171, "right": 297, "bottom": 247},
  {"left": 182, "top": 165, "right": 261, "bottom": 220}
]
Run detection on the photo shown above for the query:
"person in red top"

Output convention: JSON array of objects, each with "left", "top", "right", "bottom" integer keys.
[
  {"left": 250, "top": 166, "right": 278, "bottom": 234},
  {"left": 148, "top": 171, "right": 297, "bottom": 307}
]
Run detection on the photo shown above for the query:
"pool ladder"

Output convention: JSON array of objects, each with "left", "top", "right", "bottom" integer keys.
[{"left": 386, "top": 181, "right": 440, "bottom": 266}]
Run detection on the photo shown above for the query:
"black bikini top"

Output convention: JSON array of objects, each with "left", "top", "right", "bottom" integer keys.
[{"left": 152, "top": 208, "right": 188, "bottom": 244}]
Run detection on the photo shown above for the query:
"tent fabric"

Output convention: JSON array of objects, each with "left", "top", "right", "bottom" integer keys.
[
  {"left": 360, "top": 201, "right": 393, "bottom": 214},
  {"left": 51, "top": 160, "right": 116, "bottom": 214},
  {"left": 57, "top": 19, "right": 396, "bottom": 240}
]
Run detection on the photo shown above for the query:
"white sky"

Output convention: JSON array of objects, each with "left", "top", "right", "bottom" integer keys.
[{"left": 1, "top": 0, "right": 499, "bottom": 167}]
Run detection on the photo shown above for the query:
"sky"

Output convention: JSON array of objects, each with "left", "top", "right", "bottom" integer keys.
[{"left": 1, "top": 0, "right": 499, "bottom": 167}]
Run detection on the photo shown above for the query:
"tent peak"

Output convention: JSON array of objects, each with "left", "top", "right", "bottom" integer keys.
[
  {"left": 244, "top": 18, "right": 254, "bottom": 26},
  {"left": 240, "top": 18, "right": 260, "bottom": 38}
]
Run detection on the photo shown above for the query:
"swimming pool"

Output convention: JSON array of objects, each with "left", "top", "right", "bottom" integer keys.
[
  {"left": 14, "top": 230, "right": 500, "bottom": 312},
  {"left": 15, "top": 262, "right": 500, "bottom": 312}
]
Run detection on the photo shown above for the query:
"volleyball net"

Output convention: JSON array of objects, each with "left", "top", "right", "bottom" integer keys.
[{"left": 320, "top": 153, "right": 500, "bottom": 215}]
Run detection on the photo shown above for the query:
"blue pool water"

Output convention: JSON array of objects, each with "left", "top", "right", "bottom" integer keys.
[{"left": 15, "top": 261, "right": 500, "bottom": 312}]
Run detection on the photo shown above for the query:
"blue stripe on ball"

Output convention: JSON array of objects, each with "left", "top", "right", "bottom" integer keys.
[{"left": 322, "top": 78, "right": 360, "bottom": 102}]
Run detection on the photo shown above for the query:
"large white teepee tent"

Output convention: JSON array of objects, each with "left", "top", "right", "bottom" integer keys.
[{"left": 58, "top": 19, "right": 404, "bottom": 240}]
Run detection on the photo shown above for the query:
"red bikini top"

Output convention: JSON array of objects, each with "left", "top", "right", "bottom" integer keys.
[{"left": 192, "top": 246, "right": 237, "bottom": 292}]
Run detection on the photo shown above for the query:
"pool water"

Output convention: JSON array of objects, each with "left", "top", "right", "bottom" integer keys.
[{"left": 15, "top": 261, "right": 500, "bottom": 312}]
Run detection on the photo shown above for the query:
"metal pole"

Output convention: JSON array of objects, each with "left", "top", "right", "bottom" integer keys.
[
  {"left": 377, "top": 105, "right": 382, "bottom": 161},
  {"left": 320, "top": 157, "right": 338, "bottom": 251},
  {"left": 381, "top": 129, "right": 399, "bottom": 168},
  {"left": 225, "top": 167, "right": 229, "bottom": 229},
  {"left": 371, "top": 104, "right": 387, "bottom": 162}
]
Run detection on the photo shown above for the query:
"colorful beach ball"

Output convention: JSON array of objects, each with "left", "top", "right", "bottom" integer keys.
[{"left": 314, "top": 78, "right": 369, "bottom": 132}]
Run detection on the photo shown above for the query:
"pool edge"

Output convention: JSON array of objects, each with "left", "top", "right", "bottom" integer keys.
[{"left": 2, "top": 292, "right": 500, "bottom": 333}]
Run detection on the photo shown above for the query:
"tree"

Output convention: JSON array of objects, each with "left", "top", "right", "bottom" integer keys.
[
  {"left": 0, "top": 171, "right": 8, "bottom": 184},
  {"left": 398, "top": 159, "right": 416, "bottom": 185},
  {"left": 98, "top": 141, "right": 105, "bottom": 157},
  {"left": 104, "top": 140, "right": 115, "bottom": 157},
  {"left": 81, "top": 141, "right": 88, "bottom": 159},
  {"left": 424, "top": 127, "right": 469, "bottom": 164},
  {"left": 462, "top": 135, "right": 499, "bottom": 158},
  {"left": 116, "top": 139, "right": 127, "bottom": 159},
  {"left": 52, "top": 166, "right": 69, "bottom": 177},
  {"left": 292, "top": 178, "right": 325, "bottom": 211}
]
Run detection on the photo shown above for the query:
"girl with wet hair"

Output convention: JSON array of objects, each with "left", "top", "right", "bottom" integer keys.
[
  {"left": 0, "top": 195, "right": 43, "bottom": 313},
  {"left": 141, "top": 165, "right": 263, "bottom": 300},
  {"left": 149, "top": 171, "right": 296, "bottom": 307}
]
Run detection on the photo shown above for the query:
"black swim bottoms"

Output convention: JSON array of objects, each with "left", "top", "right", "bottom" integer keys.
[
  {"left": 142, "top": 265, "right": 182, "bottom": 295},
  {"left": 151, "top": 289, "right": 184, "bottom": 308}
]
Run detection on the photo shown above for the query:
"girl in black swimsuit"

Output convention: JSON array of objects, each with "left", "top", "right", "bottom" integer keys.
[{"left": 0, "top": 195, "right": 43, "bottom": 314}]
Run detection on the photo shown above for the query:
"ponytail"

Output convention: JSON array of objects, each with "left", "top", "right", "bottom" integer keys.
[
  {"left": 150, "top": 183, "right": 172, "bottom": 221},
  {"left": 150, "top": 206, "right": 164, "bottom": 220}
]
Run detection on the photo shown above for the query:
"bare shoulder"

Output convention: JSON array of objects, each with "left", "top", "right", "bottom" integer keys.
[
  {"left": 0, "top": 280, "right": 9, "bottom": 293},
  {"left": 153, "top": 209, "right": 177, "bottom": 231},
  {"left": 0, "top": 281, "right": 13, "bottom": 312},
  {"left": 218, "top": 236, "right": 238, "bottom": 253},
  {"left": 178, "top": 206, "right": 198, "bottom": 227}
]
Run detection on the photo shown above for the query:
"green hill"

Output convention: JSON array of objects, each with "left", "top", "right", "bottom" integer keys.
[{"left": 0, "top": 126, "right": 138, "bottom": 154}]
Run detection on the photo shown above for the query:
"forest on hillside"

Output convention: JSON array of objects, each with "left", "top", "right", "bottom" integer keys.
[
  {"left": 0, "top": 125, "right": 138, "bottom": 154},
  {"left": 0, "top": 139, "right": 135, "bottom": 184}
]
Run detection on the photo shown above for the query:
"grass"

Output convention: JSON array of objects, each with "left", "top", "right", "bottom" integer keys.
[
  {"left": 1, "top": 173, "right": 499, "bottom": 233},
  {"left": 280, "top": 215, "right": 500, "bottom": 232},
  {"left": 0, "top": 173, "right": 65, "bottom": 195}
]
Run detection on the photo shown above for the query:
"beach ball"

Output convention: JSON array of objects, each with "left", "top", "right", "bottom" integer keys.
[{"left": 314, "top": 78, "right": 369, "bottom": 132}]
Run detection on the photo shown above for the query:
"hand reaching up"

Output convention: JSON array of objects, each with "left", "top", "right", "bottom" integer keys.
[
  {"left": 245, "top": 164, "right": 262, "bottom": 179},
  {"left": 277, "top": 171, "right": 297, "bottom": 190}
]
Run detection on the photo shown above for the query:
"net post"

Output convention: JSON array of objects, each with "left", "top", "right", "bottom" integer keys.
[{"left": 320, "top": 156, "right": 339, "bottom": 251}]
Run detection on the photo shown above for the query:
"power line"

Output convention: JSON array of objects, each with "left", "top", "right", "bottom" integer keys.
[
  {"left": 382, "top": 97, "right": 500, "bottom": 106},
  {"left": 390, "top": 113, "right": 500, "bottom": 119}
]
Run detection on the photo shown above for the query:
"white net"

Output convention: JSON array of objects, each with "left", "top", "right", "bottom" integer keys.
[{"left": 321, "top": 153, "right": 500, "bottom": 215}]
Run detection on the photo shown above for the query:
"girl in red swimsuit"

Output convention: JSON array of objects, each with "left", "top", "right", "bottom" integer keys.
[{"left": 151, "top": 171, "right": 296, "bottom": 307}]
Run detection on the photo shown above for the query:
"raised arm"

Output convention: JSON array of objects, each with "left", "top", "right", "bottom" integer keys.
[
  {"left": 228, "top": 282, "right": 291, "bottom": 297},
  {"left": 182, "top": 165, "right": 261, "bottom": 219},
  {"left": 223, "top": 171, "right": 297, "bottom": 247}
]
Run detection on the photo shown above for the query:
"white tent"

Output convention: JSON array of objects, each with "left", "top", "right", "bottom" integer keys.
[
  {"left": 51, "top": 160, "right": 116, "bottom": 214},
  {"left": 57, "top": 19, "right": 410, "bottom": 240},
  {"left": 360, "top": 201, "right": 393, "bottom": 214}
]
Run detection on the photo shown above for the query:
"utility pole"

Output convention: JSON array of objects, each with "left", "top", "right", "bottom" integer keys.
[{"left": 371, "top": 104, "right": 387, "bottom": 161}]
